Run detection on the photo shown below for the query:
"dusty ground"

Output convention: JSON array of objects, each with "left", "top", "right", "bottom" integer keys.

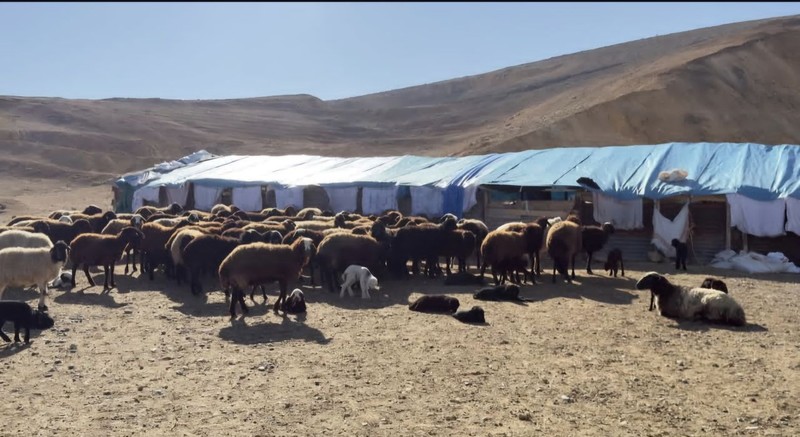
[{"left": 1, "top": 183, "right": 799, "bottom": 436}]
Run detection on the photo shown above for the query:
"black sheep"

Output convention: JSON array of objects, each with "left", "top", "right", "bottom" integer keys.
[
  {"left": 671, "top": 239, "right": 688, "bottom": 271},
  {"left": 452, "top": 306, "right": 486, "bottom": 324},
  {"left": 604, "top": 248, "right": 624, "bottom": 277},
  {"left": 0, "top": 301, "right": 55, "bottom": 344},
  {"left": 473, "top": 284, "right": 529, "bottom": 302},
  {"left": 408, "top": 295, "right": 460, "bottom": 313}
]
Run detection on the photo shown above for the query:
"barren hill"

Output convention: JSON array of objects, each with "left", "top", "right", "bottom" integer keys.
[{"left": 2, "top": 15, "right": 800, "bottom": 185}]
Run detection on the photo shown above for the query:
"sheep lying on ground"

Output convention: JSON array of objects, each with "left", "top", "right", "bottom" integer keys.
[
  {"left": 282, "top": 288, "right": 307, "bottom": 314},
  {"left": 635, "top": 272, "right": 746, "bottom": 326},
  {"left": 0, "top": 301, "right": 55, "bottom": 344},
  {"left": 604, "top": 248, "right": 624, "bottom": 277},
  {"left": 339, "top": 265, "right": 380, "bottom": 299},
  {"left": 473, "top": 284, "right": 529, "bottom": 302},
  {"left": 452, "top": 306, "right": 486, "bottom": 324},
  {"left": 701, "top": 277, "right": 728, "bottom": 294},
  {"left": 671, "top": 239, "right": 688, "bottom": 271},
  {"left": 408, "top": 295, "right": 460, "bottom": 314},
  {"left": 0, "top": 241, "right": 71, "bottom": 310}
]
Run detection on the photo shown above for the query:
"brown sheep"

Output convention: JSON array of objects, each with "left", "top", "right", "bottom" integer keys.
[
  {"left": 69, "top": 227, "right": 145, "bottom": 290},
  {"left": 480, "top": 229, "right": 529, "bottom": 285},
  {"left": 456, "top": 218, "right": 489, "bottom": 270},
  {"left": 496, "top": 217, "right": 549, "bottom": 277},
  {"left": 546, "top": 219, "right": 582, "bottom": 283}
]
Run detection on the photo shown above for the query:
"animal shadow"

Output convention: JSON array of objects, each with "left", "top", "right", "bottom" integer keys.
[{"left": 218, "top": 316, "right": 330, "bottom": 345}]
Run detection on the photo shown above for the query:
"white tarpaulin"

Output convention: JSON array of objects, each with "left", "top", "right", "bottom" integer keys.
[
  {"left": 362, "top": 186, "right": 398, "bottom": 215},
  {"left": 132, "top": 186, "right": 160, "bottom": 210},
  {"left": 410, "top": 186, "right": 444, "bottom": 217},
  {"left": 232, "top": 186, "right": 263, "bottom": 212},
  {"left": 165, "top": 185, "right": 189, "bottom": 207},
  {"left": 785, "top": 197, "right": 800, "bottom": 235},
  {"left": 710, "top": 250, "right": 800, "bottom": 274},
  {"left": 194, "top": 185, "right": 223, "bottom": 211},
  {"left": 324, "top": 186, "right": 359, "bottom": 213},
  {"left": 727, "top": 194, "right": 786, "bottom": 237},
  {"left": 592, "top": 191, "right": 644, "bottom": 230},
  {"left": 651, "top": 203, "right": 690, "bottom": 258},
  {"left": 274, "top": 186, "right": 304, "bottom": 210}
]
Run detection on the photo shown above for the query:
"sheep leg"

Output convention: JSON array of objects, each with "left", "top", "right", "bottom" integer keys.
[
  {"left": 229, "top": 287, "right": 240, "bottom": 319},
  {"left": 620, "top": 259, "right": 625, "bottom": 277},
  {"left": 124, "top": 248, "right": 131, "bottom": 275},
  {"left": 83, "top": 264, "right": 96, "bottom": 287},
  {"left": 71, "top": 263, "right": 78, "bottom": 288},
  {"left": 260, "top": 285, "right": 268, "bottom": 303},
  {"left": 0, "top": 327, "right": 10, "bottom": 342},
  {"left": 648, "top": 292, "right": 654, "bottom": 311},
  {"left": 308, "top": 262, "right": 317, "bottom": 286},
  {"left": 37, "top": 282, "right": 48, "bottom": 312},
  {"left": 103, "top": 265, "right": 110, "bottom": 290},
  {"left": 189, "top": 269, "right": 201, "bottom": 295},
  {"left": 273, "top": 279, "right": 287, "bottom": 313},
  {"left": 586, "top": 252, "right": 594, "bottom": 275},
  {"left": 570, "top": 254, "right": 576, "bottom": 281}
]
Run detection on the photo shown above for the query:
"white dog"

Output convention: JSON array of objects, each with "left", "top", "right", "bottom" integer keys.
[{"left": 340, "top": 265, "right": 380, "bottom": 299}]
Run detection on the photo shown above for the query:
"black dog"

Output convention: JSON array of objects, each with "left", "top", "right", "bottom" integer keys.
[
  {"left": 473, "top": 284, "right": 529, "bottom": 302},
  {"left": 408, "top": 295, "right": 460, "bottom": 313},
  {"left": 0, "top": 301, "right": 55, "bottom": 344},
  {"left": 452, "top": 306, "right": 486, "bottom": 324},
  {"left": 671, "top": 239, "right": 688, "bottom": 271},
  {"left": 701, "top": 277, "right": 729, "bottom": 294}
]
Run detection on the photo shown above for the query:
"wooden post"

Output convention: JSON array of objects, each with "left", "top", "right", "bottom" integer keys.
[{"left": 725, "top": 199, "right": 731, "bottom": 250}]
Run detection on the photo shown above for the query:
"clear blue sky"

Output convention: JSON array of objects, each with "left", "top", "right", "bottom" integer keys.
[{"left": 1, "top": 2, "right": 798, "bottom": 101}]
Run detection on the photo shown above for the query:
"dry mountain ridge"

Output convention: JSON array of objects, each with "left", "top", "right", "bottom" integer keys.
[{"left": 1, "top": 14, "right": 799, "bottom": 184}]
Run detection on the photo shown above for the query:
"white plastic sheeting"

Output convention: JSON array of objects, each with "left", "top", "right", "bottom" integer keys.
[
  {"left": 165, "top": 185, "right": 189, "bottom": 207},
  {"left": 232, "top": 186, "right": 263, "bottom": 212},
  {"left": 410, "top": 186, "right": 444, "bottom": 217},
  {"left": 274, "top": 186, "right": 304, "bottom": 210},
  {"left": 132, "top": 186, "right": 160, "bottom": 210},
  {"left": 194, "top": 185, "right": 223, "bottom": 211},
  {"left": 710, "top": 250, "right": 800, "bottom": 274},
  {"left": 324, "top": 186, "right": 359, "bottom": 213},
  {"left": 592, "top": 192, "right": 644, "bottom": 230},
  {"left": 362, "top": 186, "right": 398, "bottom": 215},
  {"left": 651, "top": 203, "right": 690, "bottom": 258},
  {"left": 785, "top": 197, "right": 800, "bottom": 235},
  {"left": 727, "top": 194, "right": 786, "bottom": 237}
]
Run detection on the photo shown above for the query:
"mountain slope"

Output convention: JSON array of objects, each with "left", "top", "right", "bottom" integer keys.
[{"left": 1, "top": 15, "right": 799, "bottom": 184}]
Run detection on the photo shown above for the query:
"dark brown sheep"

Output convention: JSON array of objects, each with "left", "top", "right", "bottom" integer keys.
[{"left": 69, "top": 227, "right": 145, "bottom": 290}]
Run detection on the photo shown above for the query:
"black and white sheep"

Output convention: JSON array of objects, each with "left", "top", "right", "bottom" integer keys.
[
  {"left": 0, "top": 241, "right": 71, "bottom": 310},
  {"left": 671, "top": 239, "right": 688, "bottom": 271},
  {"left": 604, "top": 248, "right": 624, "bottom": 277},
  {"left": 219, "top": 238, "right": 314, "bottom": 318},
  {"left": 635, "top": 272, "right": 746, "bottom": 326},
  {"left": 69, "top": 227, "right": 146, "bottom": 291},
  {"left": 281, "top": 288, "right": 307, "bottom": 314},
  {"left": 0, "top": 301, "right": 55, "bottom": 344},
  {"left": 581, "top": 222, "right": 615, "bottom": 274}
]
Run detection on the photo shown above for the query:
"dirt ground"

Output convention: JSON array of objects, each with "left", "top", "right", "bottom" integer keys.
[{"left": 1, "top": 182, "right": 799, "bottom": 436}]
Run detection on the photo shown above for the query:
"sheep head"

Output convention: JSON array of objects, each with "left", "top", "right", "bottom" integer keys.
[
  {"left": 602, "top": 222, "right": 615, "bottom": 234},
  {"left": 50, "top": 241, "right": 71, "bottom": 263},
  {"left": 32, "top": 309, "right": 55, "bottom": 330},
  {"left": 635, "top": 272, "right": 671, "bottom": 293}
]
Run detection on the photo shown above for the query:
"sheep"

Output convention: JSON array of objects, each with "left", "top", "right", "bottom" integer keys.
[
  {"left": 69, "top": 227, "right": 146, "bottom": 291},
  {"left": 283, "top": 228, "right": 326, "bottom": 286},
  {"left": 316, "top": 233, "right": 387, "bottom": 293},
  {"left": 0, "top": 301, "right": 55, "bottom": 344},
  {"left": 219, "top": 237, "right": 314, "bottom": 318},
  {"left": 672, "top": 239, "right": 688, "bottom": 271},
  {"left": 339, "top": 265, "right": 380, "bottom": 299},
  {"left": 282, "top": 288, "right": 307, "bottom": 314},
  {"left": 701, "top": 277, "right": 729, "bottom": 294},
  {"left": 166, "top": 228, "right": 210, "bottom": 285},
  {"left": 496, "top": 217, "right": 549, "bottom": 276},
  {"left": 408, "top": 295, "right": 460, "bottom": 314},
  {"left": 479, "top": 229, "right": 529, "bottom": 285},
  {"left": 545, "top": 218, "right": 582, "bottom": 283},
  {"left": 456, "top": 218, "right": 489, "bottom": 270},
  {"left": 440, "top": 229, "right": 476, "bottom": 275},
  {"left": 31, "top": 219, "right": 92, "bottom": 246},
  {"left": 604, "top": 248, "right": 624, "bottom": 277},
  {"left": 635, "top": 272, "right": 746, "bottom": 326},
  {"left": 389, "top": 217, "right": 457, "bottom": 279},
  {"left": 139, "top": 220, "right": 193, "bottom": 280},
  {"left": 181, "top": 234, "right": 243, "bottom": 295},
  {"left": 473, "top": 284, "right": 530, "bottom": 302},
  {"left": 452, "top": 306, "right": 486, "bottom": 324},
  {"left": 66, "top": 211, "right": 117, "bottom": 233},
  {"left": 581, "top": 222, "right": 615, "bottom": 274},
  {"left": 0, "top": 230, "right": 53, "bottom": 251},
  {"left": 0, "top": 241, "right": 71, "bottom": 310},
  {"left": 82, "top": 205, "right": 104, "bottom": 215},
  {"left": 101, "top": 214, "right": 146, "bottom": 274}
]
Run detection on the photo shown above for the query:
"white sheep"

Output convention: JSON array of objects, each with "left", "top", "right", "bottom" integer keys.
[
  {"left": 635, "top": 272, "right": 746, "bottom": 326},
  {"left": 0, "top": 230, "right": 53, "bottom": 251},
  {"left": 340, "top": 265, "right": 380, "bottom": 299},
  {"left": 0, "top": 241, "right": 71, "bottom": 310}
]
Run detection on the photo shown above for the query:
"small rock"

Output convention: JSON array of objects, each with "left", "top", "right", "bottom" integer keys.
[
  {"left": 258, "top": 366, "right": 267, "bottom": 372},
  {"left": 54, "top": 359, "right": 62, "bottom": 365},
  {"left": 445, "top": 415, "right": 457, "bottom": 421},
  {"left": 518, "top": 413, "right": 532, "bottom": 421},
  {"left": 103, "top": 391, "right": 111, "bottom": 396},
  {"left": 123, "top": 309, "right": 133, "bottom": 315},
  {"left": 67, "top": 365, "right": 74, "bottom": 370},
  {"left": 68, "top": 344, "right": 78, "bottom": 352},
  {"left": 560, "top": 395, "right": 573, "bottom": 403}
]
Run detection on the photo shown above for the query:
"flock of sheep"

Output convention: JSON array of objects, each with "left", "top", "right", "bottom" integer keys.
[{"left": 0, "top": 202, "right": 747, "bottom": 344}]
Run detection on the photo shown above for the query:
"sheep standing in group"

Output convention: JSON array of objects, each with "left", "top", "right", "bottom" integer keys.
[
  {"left": 181, "top": 234, "right": 243, "bottom": 295},
  {"left": 0, "top": 230, "right": 53, "bottom": 251},
  {"left": 316, "top": 233, "right": 387, "bottom": 293},
  {"left": 456, "top": 218, "right": 489, "bottom": 270},
  {"left": 635, "top": 272, "right": 746, "bottom": 326},
  {"left": 101, "top": 214, "right": 145, "bottom": 274},
  {"left": 480, "top": 229, "right": 531, "bottom": 286},
  {"left": 0, "top": 241, "right": 71, "bottom": 310},
  {"left": 69, "top": 227, "right": 146, "bottom": 291},
  {"left": 219, "top": 237, "right": 315, "bottom": 318},
  {"left": 581, "top": 222, "right": 615, "bottom": 275},
  {"left": 545, "top": 217, "right": 583, "bottom": 283},
  {"left": 496, "top": 217, "right": 549, "bottom": 278}
]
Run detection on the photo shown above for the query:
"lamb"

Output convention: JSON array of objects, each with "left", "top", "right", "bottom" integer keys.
[
  {"left": 671, "top": 239, "right": 688, "bottom": 271},
  {"left": 0, "top": 230, "right": 53, "bottom": 251},
  {"left": 281, "top": 288, "right": 307, "bottom": 314},
  {"left": 0, "top": 301, "right": 55, "bottom": 344},
  {"left": 473, "top": 284, "right": 529, "bottom": 302},
  {"left": 701, "top": 277, "right": 729, "bottom": 294},
  {"left": 581, "top": 222, "right": 615, "bottom": 274},
  {"left": 218, "top": 237, "right": 314, "bottom": 318},
  {"left": 604, "top": 248, "right": 624, "bottom": 277},
  {"left": 408, "top": 295, "right": 460, "bottom": 314},
  {"left": 339, "top": 265, "right": 380, "bottom": 299},
  {"left": 0, "top": 241, "right": 71, "bottom": 310},
  {"left": 546, "top": 218, "right": 582, "bottom": 283},
  {"left": 69, "top": 227, "right": 146, "bottom": 290},
  {"left": 635, "top": 272, "right": 746, "bottom": 326},
  {"left": 452, "top": 306, "right": 486, "bottom": 324}
]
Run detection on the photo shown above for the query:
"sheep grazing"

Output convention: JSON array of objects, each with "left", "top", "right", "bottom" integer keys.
[
  {"left": 69, "top": 227, "right": 146, "bottom": 291},
  {"left": 635, "top": 272, "right": 746, "bottom": 326},
  {"left": 0, "top": 301, "right": 55, "bottom": 344},
  {"left": 219, "top": 238, "right": 314, "bottom": 318},
  {"left": 582, "top": 222, "right": 615, "bottom": 274},
  {"left": 339, "top": 265, "right": 380, "bottom": 299},
  {"left": 473, "top": 284, "right": 529, "bottom": 302},
  {"left": 671, "top": 239, "right": 688, "bottom": 271},
  {"left": 452, "top": 306, "right": 486, "bottom": 324},
  {"left": 408, "top": 295, "right": 460, "bottom": 314},
  {"left": 701, "top": 277, "right": 729, "bottom": 294},
  {"left": 282, "top": 288, "right": 307, "bottom": 314},
  {"left": 546, "top": 218, "right": 582, "bottom": 283},
  {"left": 443, "top": 271, "right": 485, "bottom": 286},
  {"left": 604, "top": 248, "right": 624, "bottom": 277},
  {"left": 0, "top": 241, "right": 71, "bottom": 310}
]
